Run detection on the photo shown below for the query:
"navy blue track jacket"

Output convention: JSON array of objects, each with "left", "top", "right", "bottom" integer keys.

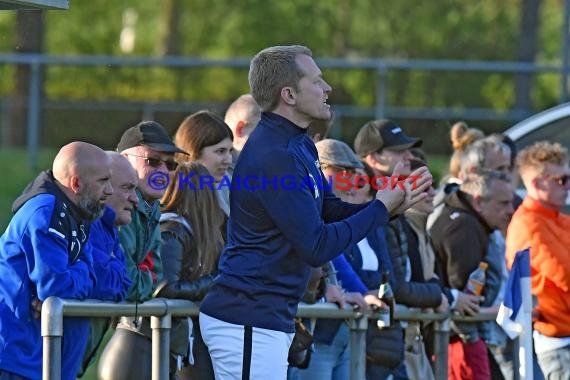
[{"left": 200, "top": 113, "right": 390, "bottom": 333}]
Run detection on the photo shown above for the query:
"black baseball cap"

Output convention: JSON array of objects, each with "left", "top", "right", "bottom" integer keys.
[
  {"left": 354, "top": 119, "right": 422, "bottom": 157},
  {"left": 117, "top": 121, "right": 187, "bottom": 154}
]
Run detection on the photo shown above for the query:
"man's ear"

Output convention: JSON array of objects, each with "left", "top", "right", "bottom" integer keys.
[
  {"left": 70, "top": 175, "right": 81, "bottom": 194},
  {"left": 530, "top": 177, "right": 542, "bottom": 191},
  {"left": 373, "top": 152, "right": 391, "bottom": 167},
  {"left": 364, "top": 153, "right": 378, "bottom": 168},
  {"left": 471, "top": 194, "right": 483, "bottom": 213},
  {"left": 281, "top": 87, "right": 296, "bottom": 106},
  {"left": 235, "top": 121, "right": 246, "bottom": 138},
  {"left": 312, "top": 133, "right": 322, "bottom": 143}
]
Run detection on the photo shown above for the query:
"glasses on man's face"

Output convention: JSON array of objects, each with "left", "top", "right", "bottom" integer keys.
[
  {"left": 126, "top": 154, "right": 178, "bottom": 171},
  {"left": 545, "top": 174, "right": 570, "bottom": 186}
]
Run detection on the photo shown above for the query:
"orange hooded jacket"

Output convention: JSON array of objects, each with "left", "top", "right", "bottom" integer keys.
[{"left": 505, "top": 197, "right": 570, "bottom": 337}]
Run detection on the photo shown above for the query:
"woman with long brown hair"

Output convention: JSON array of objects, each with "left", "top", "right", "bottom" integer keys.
[
  {"left": 174, "top": 110, "right": 234, "bottom": 217},
  {"left": 158, "top": 161, "right": 225, "bottom": 379}
]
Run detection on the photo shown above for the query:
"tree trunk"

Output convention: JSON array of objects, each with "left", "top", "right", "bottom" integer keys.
[
  {"left": 157, "top": 0, "right": 182, "bottom": 57},
  {"left": 5, "top": 10, "right": 45, "bottom": 148},
  {"left": 157, "top": 0, "right": 183, "bottom": 100},
  {"left": 514, "top": 0, "right": 542, "bottom": 114}
]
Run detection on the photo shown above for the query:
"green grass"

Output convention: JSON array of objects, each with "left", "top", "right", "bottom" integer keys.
[{"left": 0, "top": 148, "right": 57, "bottom": 232}]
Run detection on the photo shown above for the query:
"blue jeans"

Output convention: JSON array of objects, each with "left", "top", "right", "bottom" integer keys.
[
  {"left": 288, "top": 323, "right": 350, "bottom": 380},
  {"left": 536, "top": 345, "right": 570, "bottom": 380},
  {"left": 366, "top": 361, "right": 408, "bottom": 380}
]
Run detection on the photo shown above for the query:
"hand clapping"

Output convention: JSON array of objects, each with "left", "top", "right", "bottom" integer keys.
[{"left": 375, "top": 161, "right": 433, "bottom": 216}]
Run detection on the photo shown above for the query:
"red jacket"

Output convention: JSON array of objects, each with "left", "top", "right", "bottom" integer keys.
[{"left": 506, "top": 197, "right": 570, "bottom": 337}]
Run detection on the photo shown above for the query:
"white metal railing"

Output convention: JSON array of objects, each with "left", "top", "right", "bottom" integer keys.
[{"left": 41, "top": 297, "right": 499, "bottom": 380}]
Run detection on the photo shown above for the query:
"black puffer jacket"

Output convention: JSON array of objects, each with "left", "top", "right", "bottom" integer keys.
[
  {"left": 157, "top": 218, "right": 215, "bottom": 301},
  {"left": 385, "top": 217, "right": 443, "bottom": 308}
]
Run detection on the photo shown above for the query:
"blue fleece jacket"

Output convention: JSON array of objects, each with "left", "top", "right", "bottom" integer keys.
[
  {"left": 89, "top": 206, "right": 131, "bottom": 301},
  {"left": 200, "top": 112, "right": 389, "bottom": 333},
  {"left": 332, "top": 254, "right": 368, "bottom": 294},
  {"left": 0, "top": 171, "right": 95, "bottom": 380}
]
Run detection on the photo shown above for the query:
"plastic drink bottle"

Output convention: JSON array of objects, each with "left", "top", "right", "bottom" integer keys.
[{"left": 465, "top": 261, "right": 488, "bottom": 296}]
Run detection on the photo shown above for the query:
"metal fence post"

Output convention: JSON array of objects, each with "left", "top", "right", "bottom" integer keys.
[
  {"left": 375, "top": 64, "right": 388, "bottom": 120},
  {"left": 27, "top": 60, "right": 41, "bottom": 171},
  {"left": 513, "top": 337, "right": 521, "bottom": 380},
  {"left": 348, "top": 312, "right": 368, "bottom": 380},
  {"left": 41, "top": 296, "right": 64, "bottom": 380},
  {"left": 142, "top": 103, "right": 155, "bottom": 121},
  {"left": 151, "top": 313, "right": 172, "bottom": 380},
  {"left": 433, "top": 316, "right": 450, "bottom": 380}
]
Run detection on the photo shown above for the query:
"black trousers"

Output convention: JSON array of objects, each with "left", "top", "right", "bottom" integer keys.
[{"left": 98, "top": 328, "right": 153, "bottom": 380}]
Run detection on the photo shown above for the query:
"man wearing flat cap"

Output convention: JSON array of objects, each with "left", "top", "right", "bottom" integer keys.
[
  {"left": 317, "top": 138, "right": 364, "bottom": 201},
  {"left": 354, "top": 119, "right": 422, "bottom": 177},
  {"left": 98, "top": 121, "right": 188, "bottom": 378}
]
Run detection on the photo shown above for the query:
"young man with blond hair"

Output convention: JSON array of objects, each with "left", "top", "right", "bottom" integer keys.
[{"left": 506, "top": 141, "right": 570, "bottom": 379}]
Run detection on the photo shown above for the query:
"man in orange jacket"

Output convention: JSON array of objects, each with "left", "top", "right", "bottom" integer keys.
[{"left": 506, "top": 141, "right": 570, "bottom": 379}]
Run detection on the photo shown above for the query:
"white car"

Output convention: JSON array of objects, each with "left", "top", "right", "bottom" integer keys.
[
  {"left": 504, "top": 102, "right": 570, "bottom": 152},
  {"left": 504, "top": 103, "right": 570, "bottom": 208}
]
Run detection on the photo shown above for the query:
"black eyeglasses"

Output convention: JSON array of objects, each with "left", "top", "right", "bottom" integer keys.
[
  {"left": 126, "top": 154, "right": 178, "bottom": 171},
  {"left": 546, "top": 174, "right": 570, "bottom": 186}
]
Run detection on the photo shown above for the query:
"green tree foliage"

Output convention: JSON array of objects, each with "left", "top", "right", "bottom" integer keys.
[
  {"left": 0, "top": 11, "right": 15, "bottom": 94},
  {"left": 0, "top": 0, "right": 565, "bottom": 146},
  {"left": 26, "top": 1, "right": 558, "bottom": 105}
]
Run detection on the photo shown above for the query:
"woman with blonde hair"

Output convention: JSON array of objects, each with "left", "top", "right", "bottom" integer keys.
[
  {"left": 448, "top": 121, "right": 485, "bottom": 180},
  {"left": 427, "top": 122, "right": 486, "bottom": 230}
]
